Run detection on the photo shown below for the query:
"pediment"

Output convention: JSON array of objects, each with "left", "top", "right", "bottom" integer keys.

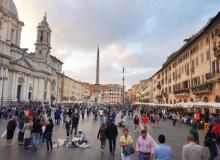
[{"left": 11, "top": 57, "right": 33, "bottom": 69}]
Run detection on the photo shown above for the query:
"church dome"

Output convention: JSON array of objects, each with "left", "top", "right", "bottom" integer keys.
[{"left": 0, "top": 0, "right": 18, "bottom": 18}]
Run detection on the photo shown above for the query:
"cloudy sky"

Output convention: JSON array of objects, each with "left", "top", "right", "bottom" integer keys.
[{"left": 14, "top": 0, "right": 220, "bottom": 88}]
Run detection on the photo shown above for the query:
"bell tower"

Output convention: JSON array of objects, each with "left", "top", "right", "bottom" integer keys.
[{"left": 34, "top": 13, "right": 51, "bottom": 62}]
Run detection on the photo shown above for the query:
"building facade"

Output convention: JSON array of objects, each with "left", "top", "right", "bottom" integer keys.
[
  {"left": 131, "top": 12, "right": 220, "bottom": 104},
  {"left": 101, "top": 84, "right": 123, "bottom": 104},
  {"left": 139, "top": 78, "right": 153, "bottom": 103},
  {"left": 0, "top": 0, "right": 63, "bottom": 106},
  {"left": 61, "top": 74, "right": 86, "bottom": 103}
]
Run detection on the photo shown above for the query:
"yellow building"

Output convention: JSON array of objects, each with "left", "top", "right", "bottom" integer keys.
[
  {"left": 131, "top": 12, "right": 220, "bottom": 104},
  {"left": 61, "top": 74, "right": 84, "bottom": 103},
  {"left": 139, "top": 79, "right": 153, "bottom": 103},
  {"left": 101, "top": 84, "right": 123, "bottom": 104}
]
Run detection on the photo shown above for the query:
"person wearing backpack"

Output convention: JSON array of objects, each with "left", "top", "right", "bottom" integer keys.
[
  {"left": 205, "top": 125, "right": 218, "bottom": 160},
  {"left": 97, "top": 123, "right": 107, "bottom": 152}
]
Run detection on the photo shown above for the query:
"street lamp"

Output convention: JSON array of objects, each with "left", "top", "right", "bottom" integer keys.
[
  {"left": 122, "top": 67, "right": 125, "bottom": 105},
  {"left": 0, "top": 76, "right": 7, "bottom": 107}
]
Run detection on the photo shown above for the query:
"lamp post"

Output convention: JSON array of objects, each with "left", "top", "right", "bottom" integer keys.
[
  {"left": 0, "top": 76, "right": 7, "bottom": 107},
  {"left": 122, "top": 67, "right": 125, "bottom": 105}
]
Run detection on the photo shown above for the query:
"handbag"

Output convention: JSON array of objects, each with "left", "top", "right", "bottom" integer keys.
[
  {"left": 1, "top": 130, "right": 7, "bottom": 139},
  {"left": 123, "top": 145, "right": 135, "bottom": 156}
]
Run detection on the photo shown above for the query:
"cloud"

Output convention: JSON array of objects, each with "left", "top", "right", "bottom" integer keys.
[{"left": 13, "top": 0, "right": 220, "bottom": 88}]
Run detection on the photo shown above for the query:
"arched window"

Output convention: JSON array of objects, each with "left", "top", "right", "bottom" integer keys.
[
  {"left": 204, "top": 96, "right": 209, "bottom": 102},
  {"left": 190, "top": 98, "right": 194, "bottom": 102},
  {"left": 174, "top": 99, "right": 176, "bottom": 104},
  {"left": 184, "top": 99, "right": 187, "bottom": 103},
  {"left": 179, "top": 99, "right": 182, "bottom": 103},
  {"left": 170, "top": 100, "right": 172, "bottom": 104},
  {"left": 215, "top": 95, "right": 220, "bottom": 103}
]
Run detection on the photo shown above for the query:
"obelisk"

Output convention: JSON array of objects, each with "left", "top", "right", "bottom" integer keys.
[
  {"left": 94, "top": 46, "right": 100, "bottom": 104},
  {"left": 96, "top": 46, "right": 100, "bottom": 85}
]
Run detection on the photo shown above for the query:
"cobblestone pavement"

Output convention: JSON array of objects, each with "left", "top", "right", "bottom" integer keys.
[{"left": 0, "top": 113, "right": 219, "bottom": 160}]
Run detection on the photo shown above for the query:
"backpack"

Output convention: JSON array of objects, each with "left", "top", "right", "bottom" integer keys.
[{"left": 204, "top": 135, "right": 212, "bottom": 147}]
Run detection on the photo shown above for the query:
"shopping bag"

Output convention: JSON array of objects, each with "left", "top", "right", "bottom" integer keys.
[
  {"left": 123, "top": 145, "right": 135, "bottom": 156},
  {"left": 1, "top": 130, "right": 7, "bottom": 139}
]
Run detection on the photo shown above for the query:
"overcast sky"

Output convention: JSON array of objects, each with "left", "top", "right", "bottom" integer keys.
[{"left": 14, "top": 0, "right": 220, "bottom": 88}]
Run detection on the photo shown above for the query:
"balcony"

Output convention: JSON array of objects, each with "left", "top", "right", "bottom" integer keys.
[
  {"left": 174, "top": 88, "right": 190, "bottom": 97},
  {"left": 213, "top": 44, "right": 220, "bottom": 58},
  {"left": 157, "top": 84, "right": 161, "bottom": 90},
  {"left": 191, "top": 82, "right": 212, "bottom": 95},
  {"left": 207, "top": 72, "right": 220, "bottom": 82},
  {"left": 156, "top": 94, "right": 163, "bottom": 99},
  {"left": 162, "top": 91, "right": 168, "bottom": 97},
  {"left": 212, "top": 29, "right": 220, "bottom": 58},
  {"left": 205, "top": 72, "right": 212, "bottom": 80}
]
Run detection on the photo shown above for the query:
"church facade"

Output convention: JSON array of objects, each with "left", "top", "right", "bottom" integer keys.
[{"left": 0, "top": 0, "right": 63, "bottom": 106}]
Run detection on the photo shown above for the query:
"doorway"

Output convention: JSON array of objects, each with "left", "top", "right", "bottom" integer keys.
[{"left": 17, "top": 85, "right": 21, "bottom": 102}]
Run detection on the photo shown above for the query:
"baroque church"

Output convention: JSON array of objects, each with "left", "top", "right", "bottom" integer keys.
[{"left": 0, "top": 0, "right": 63, "bottom": 106}]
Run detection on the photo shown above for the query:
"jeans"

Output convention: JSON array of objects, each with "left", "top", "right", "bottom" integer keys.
[
  {"left": 46, "top": 133, "right": 52, "bottom": 150},
  {"left": 173, "top": 119, "right": 176, "bottom": 126},
  {"left": 66, "top": 128, "right": 70, "bottom": 137},
  {"left": 121, "top": 149, "right": 131, "bottom": 160},
  {"left": 209, "top": 144, "right": 218, "bottom": 160},
  {"left": 32, "top": 133, "right": 41, "bottom": 150},
  {"left": 23, "top": 138, "right": 31, "bottom": 149},
  {"left": 138, "top": 152, "right": 150, "bottom": 160},
  {"left": 108, "top": 138, "right": 116, "bottom": 153}
]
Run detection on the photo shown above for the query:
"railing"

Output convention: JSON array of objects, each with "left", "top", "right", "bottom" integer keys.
[
  {"left": 156, "top": 95, "right": 163, "bottom": 99},
  {"left": 157, "top": 84, "right": 161, "bottom": 89},
  {"left": 191, "top": 83, "right": 212, "bottom": 95},
  {"left": 174, "top": 88, "right": 190, "bottom": 95}
]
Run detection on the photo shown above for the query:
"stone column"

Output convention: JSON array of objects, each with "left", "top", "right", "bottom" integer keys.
[
  {"left": 0, "top": 66, "right": 3, "bottom": 102},
  {"left": 47, "top": 80, "right": 51, "bottom": 102},
  {"left": 3, "top": 67, "right": 9, "bottom": 103}
]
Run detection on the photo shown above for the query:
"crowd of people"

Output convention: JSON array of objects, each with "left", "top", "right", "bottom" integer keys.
[{"left": 1, "top": 103, "right": 220, "bottom": 160}]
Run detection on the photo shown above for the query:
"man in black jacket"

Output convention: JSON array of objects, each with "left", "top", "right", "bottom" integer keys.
[
  {"left": 71, "top": 112, "right": 80, "bottom": 136},
  {"left": 105, "top": 118, "right": 118, "bottom": 155},
  {"left": 32, "top": 118, "right": 42, "bottom": 151}
]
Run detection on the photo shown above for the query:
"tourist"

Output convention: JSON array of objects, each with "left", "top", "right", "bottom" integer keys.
[
  {"left": 63, "top": 109, "right": 67, "bottom": 123},
  {"left": 54, "top": 108, "right": 62, "bottom": 125},
  {"left": 190, "top": 123, "right": 200, "bottom": 144},
  {"left": 97, "top": 123, "right": 107, "bottom": 152},
  {"left": 32, "top": 118, "right": 42, "bottom": 151},
  {"left": 177, "top": 113, "right": 181, "bottom": 127},
  {"left": 81, "top": 109, "right": 85, "bottom": 119},
  {"left": 119, "top": 128, "right": 134, "bottom": 160},
  {"left": 18, "top": 117, "right": 25, "bottom": 145},
  {"left": 65, "top": 115, "right": 71, "bottom": 138},
  {"left": 155, "top": 134, "right": 172, "bottom": 160},
  {"left": 71, "top": 112, "right": 80, "bottom": 136},
  {"left": 209, "top": 114, "right": 216, "bottom": 126},
  {"left": 203, "top": 134, "right": 211, "bottom": 160},
  {"left": 205, "top": 125, "right": 218, "bottom": 160},
  {"left": 111, "top": 109, "right": 117, "bottom": 122},
  {"left": 134, "top": 115, "right": 140, "bottom": 132},
  {"left": 172, "top": 113, "right": 177, "bottom": 126},
  {"left": 214, "top": 119, "right": 220, "bottom": 149},
  {"left": 23, "top": 118, "right": 33, "bottom": 150},
  {"left": 45, "top": 118, "right": 54, "bottom": 151},
  {"left": 141, "top": 113, "right": 148, "bottom": 130},
  {"left": 155, "top": 114, "right": 160, "bottom": 128},
  {"left": 106, "top": 118, "right": 118, "bottom": 155},
  {"left": 136, "top": 129, "right": 155, "bottom": 160},
  {"left": 6, "top": 117, "right": 17, "bottom": 146},
  {"left": 204, "top": 113, "right": 209, "bottom": 133},
  {"left": 182, "top": 135, "right": 205, "bottom": 160}
]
